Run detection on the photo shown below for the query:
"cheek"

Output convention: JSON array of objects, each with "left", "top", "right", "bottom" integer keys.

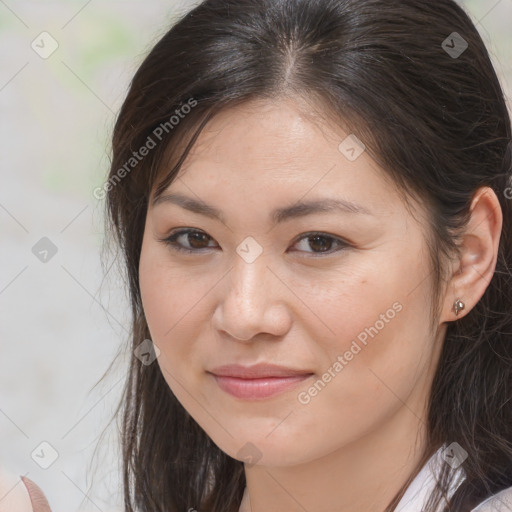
[
  {"left": 138, "top": 239, "right": 215, "bottom": 384},
  {"left": 139, "top": 235, "right": 199, "bottom": 336},
  {"left": 286, "top": 315, "right": 433, "bottom": 466},
  {"left": 139, "top": 250, "right": 174, "bottom": 339},
  {"left": 301, "top": 243, "right": 430, "bottom": 360},
  {"left": 294, "top": 255, "right": 434, "bottom": 433},
  {"left": 285, "top": 257, "right": 406, "bottom": 354}
]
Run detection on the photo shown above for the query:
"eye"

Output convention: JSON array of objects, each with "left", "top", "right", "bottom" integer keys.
[
  {"left": 158, "top": 229, "right": 350, "bottom": 256},
  {"left": 158, "top": 228, "right": 217, "bottom": 254},
  {"left": 290, "top": 232, "right": 350, "bottom": 256}
]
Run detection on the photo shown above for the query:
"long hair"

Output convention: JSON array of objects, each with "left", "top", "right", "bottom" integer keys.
[{"left": 101, "top": 0, "right": 512, "bottom": 510}]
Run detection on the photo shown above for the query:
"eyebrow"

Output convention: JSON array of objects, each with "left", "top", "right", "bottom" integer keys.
[{"left": 152, "top": 191, "right": 373, "bottom": 225}]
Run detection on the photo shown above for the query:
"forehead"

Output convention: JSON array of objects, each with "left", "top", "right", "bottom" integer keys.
[
  {"left": 178, "top": 97, "right": 348, "bottom": 174},
  {"left": 152, "top": 97, "right": 418, "bottom": 223}
]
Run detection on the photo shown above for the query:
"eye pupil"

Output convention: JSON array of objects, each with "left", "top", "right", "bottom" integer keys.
[
  {"left": 188, "top": 232, "right": 209, "bottom": 248},
  {"left": 308, "top": 235, "right": 332, "bottom": 252}
]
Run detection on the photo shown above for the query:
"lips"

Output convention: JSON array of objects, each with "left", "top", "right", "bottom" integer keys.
[{"left": 207, "top": 363, "right": 314, "bottom": 400}]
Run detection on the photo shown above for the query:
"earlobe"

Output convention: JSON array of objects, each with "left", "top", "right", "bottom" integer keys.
[{"left": 441, "top": 186, "right": 503, "bottom": 322}]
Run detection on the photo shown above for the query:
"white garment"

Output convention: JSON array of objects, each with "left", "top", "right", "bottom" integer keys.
[
  {"left": 396, "top": 444, "right": 512, "bottom": 512},
  {"left": 239, "top": 444, "right": 512, "bottom": 511},
  {"left": 471, "top": 486, "right": 512, "bottom": 511},
  {"left": 394, "top": 443, "right": 466, "bottom": 511}
]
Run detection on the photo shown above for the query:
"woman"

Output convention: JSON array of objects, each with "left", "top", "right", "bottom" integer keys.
[{"left": 102, "top": 0, "right": 512, "bottom": 510}]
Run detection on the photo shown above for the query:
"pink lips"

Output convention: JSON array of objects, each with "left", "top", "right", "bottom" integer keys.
[{"left": 208, "top": 363, "right": 314, "bottom": 400}]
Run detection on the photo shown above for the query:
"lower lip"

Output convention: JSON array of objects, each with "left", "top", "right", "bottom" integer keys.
[{"left": 210, "top": 373, "right": 313, "bottom": 400}]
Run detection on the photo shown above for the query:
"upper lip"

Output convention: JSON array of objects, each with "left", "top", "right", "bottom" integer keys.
[{"left": 208, "top": 363, "right": 314, "bottom": 379}]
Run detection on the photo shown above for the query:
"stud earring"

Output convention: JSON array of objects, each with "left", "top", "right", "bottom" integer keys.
[{"left": 453, "top": 298, "right": 465, "bottom": 316}]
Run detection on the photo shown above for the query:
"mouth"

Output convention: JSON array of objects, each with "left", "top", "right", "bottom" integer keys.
[
  {"left": 209, "top": 374, "right": 314, "bottom": 400},
  {"left": 207, "top": 363, "right": 315, "bottom": 400}
]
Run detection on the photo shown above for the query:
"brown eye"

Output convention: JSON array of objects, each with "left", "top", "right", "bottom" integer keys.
[
  {"left": 305, "top": 235, "right": 334, "bottom": 252},
  {"left": 160, "top": 229, "right": 217, "bottom": 254},
  {"left": 184, "top": 231, "right": 212, "bottom": 249},
  {"left": 291, "top": 232, "right": 349, "bottom": 256}
]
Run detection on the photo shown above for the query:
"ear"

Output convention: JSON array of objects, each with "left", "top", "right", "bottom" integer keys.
[{"left": 439, "top": 186, "right": 503, "bottom": 322}]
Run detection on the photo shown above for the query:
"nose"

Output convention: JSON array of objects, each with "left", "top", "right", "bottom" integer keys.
[{"left": 211, "top": 255, "right": 292, "bottom": 342}]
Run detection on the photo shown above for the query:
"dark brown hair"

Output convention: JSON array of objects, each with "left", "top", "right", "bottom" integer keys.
[{"left": 100, "top": 0, "right": 512, "bottom": 510}]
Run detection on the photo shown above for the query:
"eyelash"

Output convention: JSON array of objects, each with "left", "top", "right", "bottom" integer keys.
[{"left": 158, "top": 228, "right": 350, "bottom": 257}]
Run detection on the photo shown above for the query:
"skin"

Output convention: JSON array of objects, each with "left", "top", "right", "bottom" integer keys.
[{"left": 138, "top": 97, "right": 502, "bottom": 512}]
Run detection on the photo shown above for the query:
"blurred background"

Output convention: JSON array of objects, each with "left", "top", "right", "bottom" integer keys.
[{"left": 0, "top": 1, "right": 511, "bottom": 511}]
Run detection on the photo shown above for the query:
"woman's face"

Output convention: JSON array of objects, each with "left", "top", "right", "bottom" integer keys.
[{"left": 139, "top": 97, "right": 445, "bottom": 467}]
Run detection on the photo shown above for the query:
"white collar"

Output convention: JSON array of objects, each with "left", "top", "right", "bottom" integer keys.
[
  {"left": 396, "top": 445, "right": 512, "bottom": 512},
  {"left": 395, "top": 443, "right": 465, "bottom": 512}
]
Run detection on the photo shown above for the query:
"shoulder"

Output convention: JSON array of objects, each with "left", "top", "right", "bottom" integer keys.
[
  {"left": 471, "top": 485, "right": 512, "bottom": 512},
  {"left": 0, "top": 467, "right": 52, "bottom": 512}
]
